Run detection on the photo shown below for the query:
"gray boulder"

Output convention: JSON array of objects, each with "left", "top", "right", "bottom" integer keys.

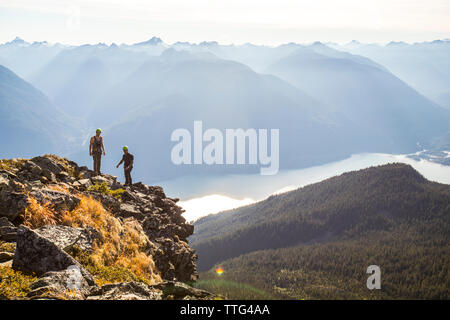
[
  {"left": 22, "top": 160, "right": 42, "bottom": 176},
  {"left": 118, "top": 203, "right": 145, "bottom": 220},
  {"left": 12, "top": 225, "right": 95, "bottom": 286},
  {"left": 35, "top": 225, "right": 100, "bottom": 252},
  {"left": 30, "top": 188, "right": 80, "bottom": 212},
  {"left": 91, "top": 175, "right": 115, "bottom": 186},
  {"left": 0, "top": 174, "right": 10, "bottom": 190},
  {"left": 0, "top": 225, "right": 17, "bottom": 242},
  {"left": 30, "top": 156, "right": 65, "bottom": 175},
  {"left": 73, "top": 178, "right": 92, "bottom": 191},
  {"left": 0, "top": 190, "right": 29, "bottom": 221},
  {"left": 27, "top": 269, "right": 93, "bottom": 300}
]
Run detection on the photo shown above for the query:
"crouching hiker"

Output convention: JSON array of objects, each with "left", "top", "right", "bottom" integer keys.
[{"left": 116, "top": 146, "right": 134, "bottom": 186}]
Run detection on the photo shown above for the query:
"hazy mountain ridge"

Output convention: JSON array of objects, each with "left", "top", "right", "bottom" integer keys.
[
  {"left": 1, "top": 37, "right": 449, "bottom": 181},
  {"left": 0, "top": 65, "right": 82, "bottom": 158},
  {"left": 332, "top": 40, "right": 450, "bottom": 107}
]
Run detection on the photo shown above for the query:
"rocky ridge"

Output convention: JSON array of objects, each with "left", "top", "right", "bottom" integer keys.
[{"left": 0, "top": 154, "right": 217, "bottom": 300}]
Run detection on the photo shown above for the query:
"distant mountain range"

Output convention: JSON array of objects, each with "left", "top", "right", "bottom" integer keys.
[
  {"left": 191, "top": 163, "right": 450, "bottom": 299},
  {"left": 331, "top": 40, "right": 450, "bottom": 109},
  {"left": 0, "top": 65, "right": 81, "bottom": 159},
  {"left": 0, "top": 37, "right": 449, "bottom": 181}
]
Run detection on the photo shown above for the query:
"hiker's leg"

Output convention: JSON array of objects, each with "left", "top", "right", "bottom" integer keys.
[
  {"left": 98, "top": 154, "right": 101, "bottom": 174},
  {"left": 125, "top": 168, "right": 132, "bottom": 185},
  {"left": 93, "top": 155, "right": 98, "bottom": 173},
  {"left": 94, "top": 154, "right": 100, "bottom": 174},
  {"left": 124, "top": 168, "right": 129, "bottom": 185}
]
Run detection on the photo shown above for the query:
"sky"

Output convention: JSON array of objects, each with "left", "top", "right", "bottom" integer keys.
[{"left": 1, "top": 0, "right": 449, "bottom": 45}]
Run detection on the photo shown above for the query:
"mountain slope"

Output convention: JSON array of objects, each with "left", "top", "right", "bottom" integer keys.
[
  {"left": 30, "top": 44, "right": 150, "bottom": 116},
  {"left": 335, "top": 40, "right": 450, "bottom": 105},
  {"left": 191, "top": 163, "right": 450, "bottom": 271},
  {"left": 266, "top": 46, "right": 450, "bottom": 153},
  {"left": 0, "top": 65, "right": 80, "bottom": 158}
]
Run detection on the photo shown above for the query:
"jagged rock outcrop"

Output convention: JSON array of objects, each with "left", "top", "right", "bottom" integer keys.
[
  {"left": 0, "top": 154, "right": 210, "bottom": 300},
  {"left": 0, "top": 190, "right": 29, "bottom": 221}
]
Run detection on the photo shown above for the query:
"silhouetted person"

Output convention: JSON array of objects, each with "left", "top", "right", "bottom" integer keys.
[
  {"left": 89, "top": 128, "right": 106, "bottom": 175},
  {"left": 116, "top": 146, "right": 134, "bottom": 186}
]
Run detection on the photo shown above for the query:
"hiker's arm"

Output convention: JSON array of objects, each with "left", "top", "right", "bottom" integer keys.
[
  {"left": 116, "top": 159, "right": 123, "bottom": 168},
  {"left": 89, "top": 137, "right": 93, "bottom": 155},
  {"left": 101, "top": 137, "right": 106, "bottom": 155}
]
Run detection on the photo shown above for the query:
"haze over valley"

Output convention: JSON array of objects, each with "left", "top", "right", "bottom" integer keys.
[{"left": 1, "top": 37, "right": 449, "bottom": 219}]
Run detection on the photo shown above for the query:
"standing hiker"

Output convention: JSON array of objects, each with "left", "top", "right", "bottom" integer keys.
[
  {"left": 89, "top": 128, "right": 106, "bottom": 175},
  {"left": 116, "top": 146, "right": 134, "bottom": 186}
]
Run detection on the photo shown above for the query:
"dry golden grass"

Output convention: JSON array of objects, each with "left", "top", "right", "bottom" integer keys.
[
  {"left": 60, "top": 195, "right": 161, "bottom": 285},
  {"left": 22, "top": 196, "right": 58, "bottom": 229}
]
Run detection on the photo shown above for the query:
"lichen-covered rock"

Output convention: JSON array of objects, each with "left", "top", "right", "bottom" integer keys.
[
  {"left": 72, "top": 178, "right": 92, "bottom": 190},
  {"left": 30, "top": 188, "right": 80, "bottom": 212},
  {"left": 12, "top": 225, "right": 95, "bottom": 286},
  {"left": 118, "top": 203, "right": 145, "bottom": 220},
  {"left": 30, "top": 156, "right": 65, "bottom": 175},
  {"left": 0, "top": 225, "right": 17, "bottom": 242},
  {"left": 27, "top": 268, "right": 93, "bottom": 300},
  {"left": 0, "top": 217, "right": 13, "bottom": 227},
  {"left": 151, "top": 281, "right": 220, "bottom": 300},
  {"left": 0, "top": 251, "right": 14, "bottom": 263},
  {"left": 0, "top": 190, "right": 29, "bottom": 221},
  {"left": 0, "top": 174, "right": 10, "bottom": 190},
  {"left": 153, "top": 237, "right": 198, "bottom": 282},
  {"left": 34, "top": 225, "right": 100, "bottom": 252},
  {"left": 91, "top": 175, "right": 116, "bottom": 186},
  {"left": 87, "top": 282, "right": 163, "bottom": 300}
]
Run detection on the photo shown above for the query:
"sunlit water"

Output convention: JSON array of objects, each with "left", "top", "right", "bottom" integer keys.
[{"left": 155, "top": 152, "right": 450, "bottom": 222}]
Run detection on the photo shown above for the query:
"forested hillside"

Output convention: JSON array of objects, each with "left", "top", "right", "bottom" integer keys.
[
  {"left": 192, "top": 164, "right": 449, "bottom": 299},
  {"left": 191, "top": 163, "right": 450, "bottom": 299}
]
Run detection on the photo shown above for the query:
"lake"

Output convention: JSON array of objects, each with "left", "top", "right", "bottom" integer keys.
[{"left": 155, "top": 152, "right": 450, "bottom": 222}]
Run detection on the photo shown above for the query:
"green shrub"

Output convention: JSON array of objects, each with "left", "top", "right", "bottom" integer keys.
[
  {"left": 0, "top": 241, "right": 16, "bottom": 253},
  {"left": 88, "top": 182, "right": 125, "bottom": 199}
]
